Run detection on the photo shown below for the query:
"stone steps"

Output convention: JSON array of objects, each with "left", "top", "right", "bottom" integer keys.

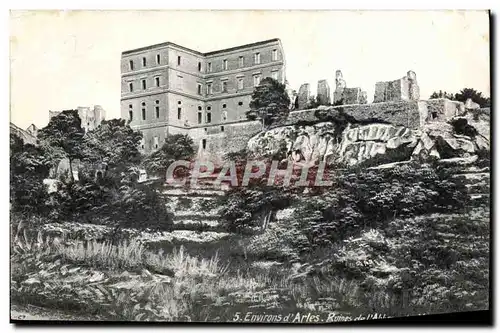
[
  {"left": 173, "top": 219, "right": 220, "bottom": 227},
  {"left": 173, "top": 214, "right": 219, "bottom": 221},
  {"left": 452, "top": 172, "right": 490, "bottom": 181},
  {"left": 162, "top": 188, "right": 227, "bottom": 197}
]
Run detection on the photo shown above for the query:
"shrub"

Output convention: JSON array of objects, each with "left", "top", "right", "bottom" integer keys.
[{"left": 219, "top": 187, "right": 292, "bottom": 233}]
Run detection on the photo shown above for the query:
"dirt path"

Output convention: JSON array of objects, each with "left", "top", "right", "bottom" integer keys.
[{"left": 11, "top": 304, "right": 99, "bottom": 322}]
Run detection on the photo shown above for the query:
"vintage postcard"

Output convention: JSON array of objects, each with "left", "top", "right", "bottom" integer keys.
[{"left": 9, "top": 10, "right": 491, "bottom": 323}]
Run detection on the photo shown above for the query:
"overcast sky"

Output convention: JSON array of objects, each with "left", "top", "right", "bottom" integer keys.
[{"left": 10, "top": 10, "right": 490, "bottom": 129}]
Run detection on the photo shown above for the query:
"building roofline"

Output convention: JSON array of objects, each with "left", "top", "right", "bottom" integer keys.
[{"left": 121, "top": 38, "right": 281, "bottom": 56}]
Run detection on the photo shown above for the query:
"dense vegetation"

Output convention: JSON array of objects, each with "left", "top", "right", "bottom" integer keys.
[
  {"left": 429, "top": 88, "right": 490, "bottom": 108},
  {"left": 246, "top": 77, "right": 291, "bottom": 128},
  {"left": 220, "top": 159, "right": 490, "bottom": 316},
  {"left": 10, "top": 106, "right": 490, "bottom": 321},
  {"left": 10, "top": 112, "right": 177, "bottom": 231}
]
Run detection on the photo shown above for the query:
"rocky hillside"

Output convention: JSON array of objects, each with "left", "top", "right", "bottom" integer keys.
[{"left": 247, "top": 109, "right": 490, "bottom": 167}]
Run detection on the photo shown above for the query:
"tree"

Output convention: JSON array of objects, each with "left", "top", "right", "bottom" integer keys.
[
  {"left": 307, "top": 95, "right": 320, "bottom": 109},
  {"left": 429, "top": 90, "right": 455, "bottom": 100},
  {"left": 82, "top": 119, "right": 143, "bottom": 182},
  {"left": 454, "top": 88, "right": 490, "bottom": 107},
  {"left": 10, "top": 133, "right": 51, "bottom": 214},
  {"left": 429, "top": 88, "right": 490, "bottom": 108},
  {"left": 247, "top": 77, "right": 291, "bottom": 129},
  {"left": 38, "top": 110, "right": 85, "bottom": 182},
  {"left": 143, "top": 134, "right": 195, "bottom": 179},
  {"left": 45, "top": 119, "right": 172, "bottom": 231}
]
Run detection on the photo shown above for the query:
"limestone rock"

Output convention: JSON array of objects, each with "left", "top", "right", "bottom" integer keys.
[
  {"left": 475, "top": 135, "right": 490, "bottom": 151},
  {"left": 465, "top": 98, "right": 480, "bottom": 110},
  {"left": 411, "top": 120, "right": 488, "bottom": 161},
  {"left": 248, "top": 109, "right": 489, "bottom": 167},
  {"left": 339, "top": 124, "right": 419, "bottom": 166},
  {"left": 248, "top": 122, "right": 421, "bottom": 167}
]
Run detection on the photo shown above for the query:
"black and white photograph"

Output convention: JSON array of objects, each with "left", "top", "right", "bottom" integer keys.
[{"left": 8, "top": 10, "right": 491, "bottom": 323}]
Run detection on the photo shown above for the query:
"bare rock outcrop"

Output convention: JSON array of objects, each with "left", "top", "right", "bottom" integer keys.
[{"left": 247, "top": 114, "right": 489, "bottom": 167}]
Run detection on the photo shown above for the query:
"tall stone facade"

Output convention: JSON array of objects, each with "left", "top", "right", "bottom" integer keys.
[
  {"left": 297, "top": 83, "right": 310, "bottom": 109},
  {"left": 120, "top": 38, "right": 286, "bottom": 153},
  {"left": 373, "top": 70, "right": 420, "bottom": 103},
  {"left": 333, "top": 70, "right": 346, "bottom": 104},
  {"left": 316, "top": 79, "right": 331, "bottom": 105}
]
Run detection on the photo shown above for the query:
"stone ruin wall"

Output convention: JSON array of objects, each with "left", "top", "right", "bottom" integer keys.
[
  {"left": 282, "top": 70, "right": 467, "bottom": 130},
  {"left": 285, "top": 100, "right": 423, "bottom": 129},
  {"left": 168, "top": 120, "right": 263, "bottom": 165},
  {"left": 176, "top": 70, "right": 473, "bottom": 163}
]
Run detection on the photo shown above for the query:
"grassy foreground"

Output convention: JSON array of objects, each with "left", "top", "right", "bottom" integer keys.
[
  {"left": 11, "top": 207, "right": 489, "bottom": 322},
  {"left": 11, "top": 226, "right": 361, "bottom": 322}
]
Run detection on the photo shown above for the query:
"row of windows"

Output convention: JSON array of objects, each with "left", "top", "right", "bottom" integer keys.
[
  {"left": 129, "top": 54, "right": 162, "bottom": 71},
  {"left": 128, "top": 49, "right": 279, "bottom": 73},
  {"left": 206, "top": 49, "right": 278, "bottom": 73},
  {"left": 144, "top": 128, "right": 225, "bottom": 152},
  {"left": 128, "top": 100, "right": 245, "bottom": 122},
  {"left": 194, "top": 71, "right": 278, "bottom": 96},
  {"left": 127, "top": 70, "right": 278, "bottom": 94},
  {"left": 128, "top": 77, "right": 161, "bottom": 92}
]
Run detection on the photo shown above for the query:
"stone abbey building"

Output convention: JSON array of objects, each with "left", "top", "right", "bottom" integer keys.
[{"left": 120, "top": 38, "right": 285, "bottom": 154}]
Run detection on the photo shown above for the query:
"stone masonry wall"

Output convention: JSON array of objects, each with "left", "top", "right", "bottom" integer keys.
[
  {"left": 425, "top": 98, "right": 466, "bottom": 122},
  {"left": 168, "top": 120, "right": 262, "bottom": 165},
  {"left": 285, "top": 100, "right": 423, "bottom": 129}
]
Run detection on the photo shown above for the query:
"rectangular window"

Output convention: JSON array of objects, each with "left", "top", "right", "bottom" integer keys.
[
  {"left": 129, "top": 60, "right": 134, "bottom": 70},
  {"left": 272, "top": 49, "right": 278, "bottom": 61},
  {"left": 222, "top": 81, "right": 228, "bottom": 93},
  {"left": 254, "top": 52, "right": 260, "bottom": 64},
  {"left": 155, "top": 77, "right": 160, "bottom": 87},
  {"left": 198, "top": 112, "right": 202, "bottom": 124},
  {"left": 142, "top": 57, "right": 147, "bottom": 67},
  {"left": 207, "top": 83, "right": 212, "bottom": 95},
  {"left": 221, "top": 126, "right": 224, "bottom": 132},
  {"left": 197, "top": 84, "right": 202, "bottom": 95},
  {"left": 177, "top": 107, "right": 182, "bottom": 120},
  {"left": 141, "top": 79, "right": 146, "bottom": 90},
  {"left": 238, "top": 77, "right": 244, "bottom": 90},
  {"left": 271, "top": 70, "right": 279, "bottom": 81},
  {"left": 239, "top": 56, "right": 244, "bottom": 67},
  {"left": 128, "top": 110, "right": 133, "bottom": 121},
  {"left": 223, "top": 59, "right": 228, "bottom": 70},
  {"left": 206, "top": 112, "right": 212, "bottom": 123},
  {"left": 129, "top": 82, "right": 133, "bottom": 92},
  {"left": 176, "top": 75, "right": 183, "bottom": 90},
  {"left": 177, "top": 56, "right": 181, "bottom": 66},
  {"left": 207, "top": 62, "right": 212, "bottom": 73},
  {"left": 202, "top": 139, "right": 207, "bottom": 150},
  {"left": 198, "top": 62, "right": 202, "bottom": 72},
  {"left": 142, "top": 108, "right": 146, "bottom": 120},
  {"left": 155, "top": 106, "right": 160, "bottom": 118},
  {"left": 156, "top": 54, "right": 161, "bottom": 64},
  {"left": 253, "top": 75, "right": 261, "bottom": 87}
]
